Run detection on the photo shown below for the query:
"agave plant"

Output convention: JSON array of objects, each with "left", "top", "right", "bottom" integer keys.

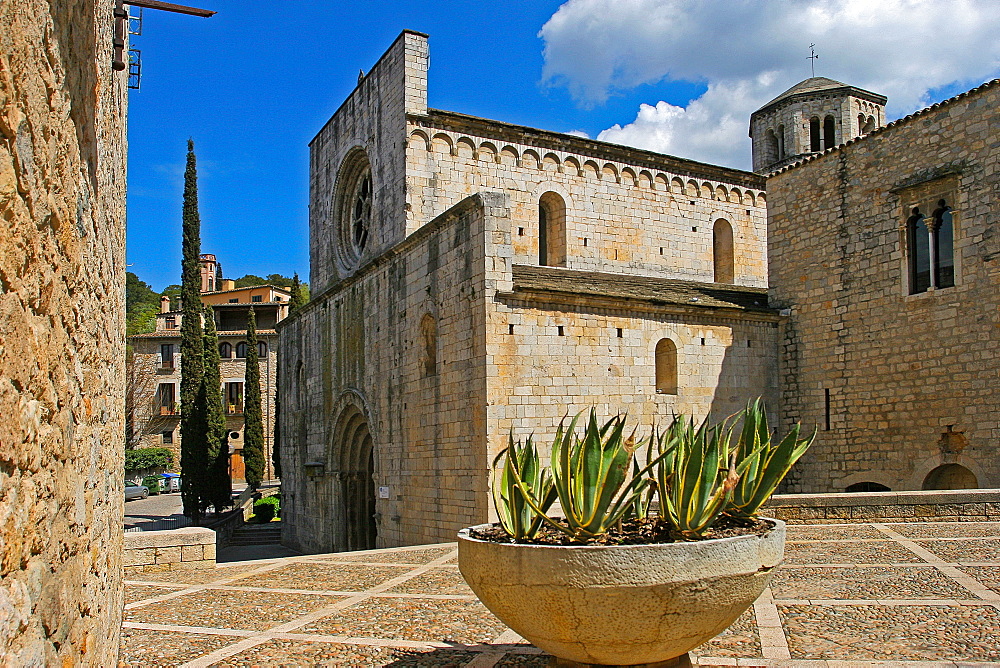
[
  {"left": 727, "top": 399, "right": 816, "bottom": 519},
  {"left": 505, "top": 411, "right": 673, "bottom": 542},
  {"left": 656, "top": 415, "right": 740, "bottom": 540},
  {"left": 491, "top": 434, "right": 556, "bottom": 540}
]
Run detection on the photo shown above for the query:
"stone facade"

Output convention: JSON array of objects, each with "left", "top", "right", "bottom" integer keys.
[
  {"left": 280, "top": 32, "right": 780, "bottom": 554},
  {"left": 768, "top": 80, "right": 1000, "bottom": 494},
  {"left": 130, "top": 278, "right": 288, "bottom": 482},
  {"left": 1, "top": 0, "right": 127, "bottom": 662}
]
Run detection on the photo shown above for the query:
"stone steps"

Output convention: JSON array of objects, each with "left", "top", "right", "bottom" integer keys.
[{"left": 229, "top": 521, "right": 283, "bottom": 545}]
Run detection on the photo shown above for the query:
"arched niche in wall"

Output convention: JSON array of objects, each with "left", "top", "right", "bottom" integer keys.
[
  {"left": 654, "top": 338, "right": 678, "bottom": 395},
  {"left": 713, "top": 218, "right": 735, "bottom": 284},
  {"left": 538, "top": 191, "right": 567, "bottom": 267},
  {"left": 419, "top": 313, "right": 437, "bottom": 378},
  {"left": 922, "top": 463, "right": 978, "bottom": 490}
]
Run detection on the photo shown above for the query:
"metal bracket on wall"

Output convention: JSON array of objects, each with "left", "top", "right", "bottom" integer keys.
[{"left": 112, "top": 0, "right": 216, "bottom": 74}]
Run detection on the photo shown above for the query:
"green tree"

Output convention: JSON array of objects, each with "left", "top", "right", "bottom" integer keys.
[
  {"left": 180, "top": 139, "right": 208, "bottom": 523},
  {"left": 243, "top": 307, "right": 265, "bottom": 489},
  {"left": 289, "top": 273, "right": 304, "bottom": 314},
  {"left": 233, "top": 274, "right": 267, "bottom": 288},
  {"left": 201, "top": 304, "right": 231, "bottom": 513},
  {"left": 161, "top": 284, "right": 182, "bottom": 305},
  {"left": 126, "top": 271, "right": 162, "bottom": 335}
]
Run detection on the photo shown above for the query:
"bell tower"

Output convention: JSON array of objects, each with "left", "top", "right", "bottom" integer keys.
[{"left": 750, "top": 77, "right": 886, "bottom": 173}]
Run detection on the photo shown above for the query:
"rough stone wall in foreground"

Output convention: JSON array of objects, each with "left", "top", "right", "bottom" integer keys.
[
  {"left": 0, "top": 0, "right": 127, "bottom": 662},
  {"left": 768, "top": 82, "right": 1000, "bottom": 493}
]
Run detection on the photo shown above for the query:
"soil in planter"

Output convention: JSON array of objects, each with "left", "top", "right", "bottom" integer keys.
[{"left": 470, "top": 516, "right": 774, "bottom": 546}]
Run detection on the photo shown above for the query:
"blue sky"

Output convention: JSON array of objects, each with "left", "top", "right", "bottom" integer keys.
[{"left": 127, "top": 0, "right": 1000, "bottom": 291}]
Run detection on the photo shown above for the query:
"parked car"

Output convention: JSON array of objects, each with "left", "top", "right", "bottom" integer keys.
[
  {"left": 160, "top": 473, "right": 182, "bottom": 492},
  {"left": 125, "top": 483, "right": 149, "bottom": 501}
]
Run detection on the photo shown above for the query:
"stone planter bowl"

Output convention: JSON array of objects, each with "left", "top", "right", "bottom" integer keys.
[{"left": 458, "top": 519, "right": 785, "bottom": 666}]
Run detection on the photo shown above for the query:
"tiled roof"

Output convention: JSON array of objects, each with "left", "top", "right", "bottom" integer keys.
[{"left": 508, "top": 265, "right": 774, "bottom": 313}]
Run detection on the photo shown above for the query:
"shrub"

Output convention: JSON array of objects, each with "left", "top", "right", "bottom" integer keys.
[
  {"left": 252, "top": 495, "right": 280, "bottom": 523},
  {"left": 141, "top": 475, "right": 161, "bottom": 495},
  {"left": 126, "top": 447, "right": 174, "bottom": 473}
]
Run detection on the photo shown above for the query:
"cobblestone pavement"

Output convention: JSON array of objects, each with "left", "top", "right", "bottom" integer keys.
[{"left": 120, "top": 522, "right": 1000, "bottom": 667}]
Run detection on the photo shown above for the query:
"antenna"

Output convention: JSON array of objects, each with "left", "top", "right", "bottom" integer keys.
[{"left": 808, "top": 44, "right": 819, "bottom": 77}]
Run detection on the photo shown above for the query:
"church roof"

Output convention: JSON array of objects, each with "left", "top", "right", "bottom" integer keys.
[
  {"left": 507, "top": 265, "right": 775, "bottom": 315},
  {"left": 751, "top": 77, "right": 887, "bottom": 124}
]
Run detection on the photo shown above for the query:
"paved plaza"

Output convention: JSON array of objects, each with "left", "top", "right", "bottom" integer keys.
[{"left": 120, "top": 521, "right": 1000, "bottom": 667}]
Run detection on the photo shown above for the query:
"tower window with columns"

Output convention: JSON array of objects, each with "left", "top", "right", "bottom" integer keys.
[{"left": 907, "top": 198, "right": 955, "bottom": 294}]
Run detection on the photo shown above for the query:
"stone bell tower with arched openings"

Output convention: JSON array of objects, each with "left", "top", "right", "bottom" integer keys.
[{"left": 750, "top": 77, "right": 887, "bottom": 173}]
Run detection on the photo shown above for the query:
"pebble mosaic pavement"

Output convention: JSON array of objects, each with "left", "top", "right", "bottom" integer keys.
[{"left": 120, "top": 522, "right": 1000, "bottom": 667}]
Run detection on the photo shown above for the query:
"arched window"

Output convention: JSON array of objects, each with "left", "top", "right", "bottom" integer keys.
[
  {"left": 765, "top": 129, "right": 778, "bottom": 163},
  {"left": 713, "top": 219, "right": 735, "bottom": 284},
  {"left": 235, "top": 341, "right": 248, "bottom": 359},
  {"left": 776, "top": 124, "right": 786, "bottom": 159},
  {"left": 420, "top": 314, "right": 437, "bottom": 377},
  {"left": 858, "top": 113, "right": 866, "bottom": 136},
  {"left": 863, "top": 115, "right": 876, "bottom": 134},
  {"left": 823, "top": 115, "right": 836, "bottom": 150},
  {"left": 907, "top": 199, "right": 955, "bottom": 294},
  {"left": 538, "top": 192, "right": 567, "bottom": 266},
  {"left": 258, "top": 341, "right": 267, "bottom": 357},
  {"left": 654, "top": 338, "right": 678, "bottom": 395},
  {"left": 219, "top": 342, "right": 232, "bottom": 359},
  {"left": 809, "top": 117, "right": 821, "bottom": 152},
  {"left": 933, "top": 200, "right": 955, "bottom": 289}
]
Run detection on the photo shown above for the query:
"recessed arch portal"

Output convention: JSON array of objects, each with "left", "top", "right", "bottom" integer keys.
[
  {"left": 334, "top": 404, "right": 377, "bottom": 551},
  {"left": 922, "top": 463, "right": 978, "bottom": 490}
]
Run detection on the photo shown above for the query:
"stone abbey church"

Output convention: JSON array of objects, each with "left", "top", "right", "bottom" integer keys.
[{"left": 278, "top": 31, "right": 1000, "bottom": 554}]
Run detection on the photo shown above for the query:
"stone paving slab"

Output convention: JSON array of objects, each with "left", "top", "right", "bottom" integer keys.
[{"left": 119, "top": 525, "right": 1000, "bottom": 667}]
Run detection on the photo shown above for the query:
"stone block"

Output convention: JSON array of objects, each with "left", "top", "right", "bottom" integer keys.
[
  {"left": 154, "top": 547, "right": 182, "bottom": 564},
  {"left": 181, "top": 545, "right": 204, "bottom": 562},
  {"left": 123, "top": 548, "right": 155, "bottom": 567}
]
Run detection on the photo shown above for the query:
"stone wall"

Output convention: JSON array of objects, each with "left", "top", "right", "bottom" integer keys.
[
  {"left": 1, "top": 0, "right": 127, "bottom": 662},
  {"left": 280, "top": 195, "right": 492, "bottom": 554},
  {"left": 406, "top": 111, "right": 768, "bottom": 287},
  {"left": 768, "top": 80, "right": 1000, "bottom": 493},
  {"left": 124, "top": 528, "right": 217, "bottom": 575},
  {"left": 309, "top": 30, "right": 428, "bottom": 294},
  {"left": 764, "top": 489, "right": 1000, "bottom": 524}
]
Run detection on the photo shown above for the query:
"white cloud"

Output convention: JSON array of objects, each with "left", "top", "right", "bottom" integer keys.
[{"left": 541, "top": 0, "right": 1000, "bottom": 169}]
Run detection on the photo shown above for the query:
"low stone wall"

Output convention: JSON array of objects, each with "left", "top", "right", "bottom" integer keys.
[
  {"left": 124, "top": 527, "right": 216, "bottom": 575},
  {"left": 764, "top": 488, "right": 1000, "bottom": 524}
]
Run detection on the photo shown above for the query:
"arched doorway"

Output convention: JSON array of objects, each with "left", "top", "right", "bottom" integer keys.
[
  {"left": 922, "top": 464, "right": 978, "bottom": 490},
  {"left": 335, "top": 405, "right": 377, "bottom": 551}
]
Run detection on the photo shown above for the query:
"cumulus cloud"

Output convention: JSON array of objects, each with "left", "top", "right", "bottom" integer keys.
[{"left": 540, "top": 0, "right": 1000, "bottom": 168}]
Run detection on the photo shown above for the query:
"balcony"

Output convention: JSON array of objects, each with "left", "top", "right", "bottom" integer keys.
[
  {"left": 157, "top": 359, "right": 175, "bottom": 373},
  {"left": 157, "top": 404, "right": 179, "bottom": 416},
  {"left": 226, "top": 402, "right": 244, "bottom": 415}
]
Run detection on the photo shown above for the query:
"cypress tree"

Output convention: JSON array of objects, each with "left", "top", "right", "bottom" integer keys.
[
  {"left": 243, "top": 308, "right": 265, "bottom": 489},
  {"left": 289, "top": 272, "right": 304, "bottom": 314},
  {"left": 202, "top": 305, "right": 231, "bottom": 513},
  {"left": 179, "top": 139, "right": 207, "bottom": 522}
]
